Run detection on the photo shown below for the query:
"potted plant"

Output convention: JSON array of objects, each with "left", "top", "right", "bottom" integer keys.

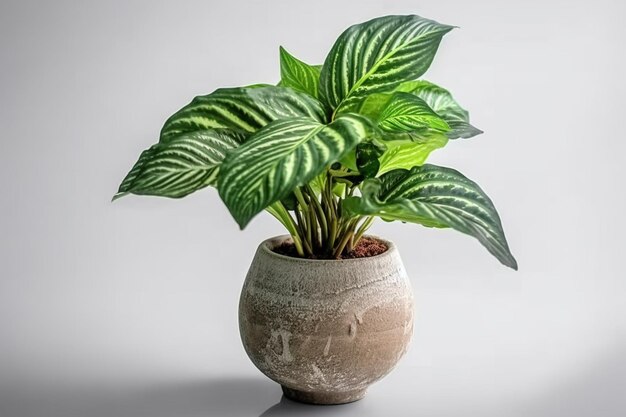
[{"left": 114, "top": 14, "right": 517, "bottom": 405}]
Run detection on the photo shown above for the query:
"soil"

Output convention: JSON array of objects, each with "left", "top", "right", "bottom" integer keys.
[{"left": 273, "top": 236, "right": 388, "bottom": 260}]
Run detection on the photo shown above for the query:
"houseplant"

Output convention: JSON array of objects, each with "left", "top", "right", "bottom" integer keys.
[{"left": 115, "top": 14, "right": 517, "bottom": 404}]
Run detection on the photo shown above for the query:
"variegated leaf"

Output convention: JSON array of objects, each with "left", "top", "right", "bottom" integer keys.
[
  {"left": 344, "top": 164, "right": 517, "bottom": 269},
  {"left": 218, "top": 115, "right": 371, "bottom": 228},
  {"left": 160, "top": 86, "right": 327, "bottom": 141},
  {"left": 377, "top": 92, "right": 450, "bottom": 133},
  {"left": 115, "top": 129, "right": 246, "bottom": 199},
  {"left": 279, "top": 46, "right": 322, "bottom": 99},
  {"left": 397, "top": 80, "right": 482, "bottom": 139},
  {"left": 319, "top": 15, "right": 454, "bottom": 114}
]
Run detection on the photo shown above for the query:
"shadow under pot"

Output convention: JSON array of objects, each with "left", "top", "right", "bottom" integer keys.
[{"left": 238, "top": 235, "right": 414, "bottom": 405}]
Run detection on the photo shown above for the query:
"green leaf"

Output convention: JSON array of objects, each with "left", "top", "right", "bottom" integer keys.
[
  {"left": 378, "top": 133, "right": 448, "bottom": 175},
  {"left": 160, "top": 86, "right": 327, "bottom": 141},
  {"left": 279, "top": 46, "right": 322, "bottom": 99},
  {"left": 319, "top": 15, "right": 454, "bottom": 114},
  {"left": 397, "top": 80, "right": 482, "bottom": 139},
  {"left": 344, "top": 164, "right": 517, "bottom": 269},
  {"left": 377, "top": 92, "right": 450, "bottom": 133},
  {"left": 114, "top": 129, "right": 246, "bottom": 199},
  {"left": 356, "top": 142, "right": 385, "bottom": 179},
  {"left": 218, "top": 114, "right": 372, "bottom": 228}
]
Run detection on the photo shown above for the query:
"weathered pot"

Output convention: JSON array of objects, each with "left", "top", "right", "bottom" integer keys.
[{"left": 239, "top": 235, "right": 414, "bottom": 405}]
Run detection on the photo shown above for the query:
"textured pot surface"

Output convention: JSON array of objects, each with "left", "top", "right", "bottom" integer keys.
[{"left": 239, "top": 235, "right": 414, "bottom": 405}]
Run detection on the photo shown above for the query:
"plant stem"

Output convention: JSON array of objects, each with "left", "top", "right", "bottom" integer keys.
[
  {"left": 353, "top": 216, "right": 375, "bottom": 246},
  {"left": 266, "top": 202, "right": 305, "bottom": 257},
  {"left": 332, "top": 217, "right": 359, "bottom": 259},
  {"left": 305, "top": 184, "right": 328, "bottom": 243}
]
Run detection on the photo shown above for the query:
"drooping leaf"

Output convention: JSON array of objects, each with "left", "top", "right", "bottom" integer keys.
[
  {"left": 319, "top": 15, "right": 454, "bottom": 114},
  {"left": 344, "top": 164, "right": 517, "bottom": 269},
  {"left": 377, "top": 133, "right": 448, "bottom": 175},
  {"left": 160, "top": 86, "right": 327, "bottom": 141},
  {"left": 218, "top": 115, "right": 372, "bottom": 228},
  {"left": 396, "top": 80, "right": 482, "bottom": 139},
  {"left": 377, "top": 92, "right": 449, "bottom": 133},
  {"left": 279, "top": 47, "right": 322, "bottom": 99},
  {"left": 114, "top": 129, "right": 246, "bottom": 199}
]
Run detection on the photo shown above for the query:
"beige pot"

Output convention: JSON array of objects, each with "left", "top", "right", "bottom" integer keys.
[{"left": 239, "top": 235, "right": 414, "bottom": 405}]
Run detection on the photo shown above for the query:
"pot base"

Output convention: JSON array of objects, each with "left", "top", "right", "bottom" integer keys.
[{"left": 281, "top": 385, "right": 367, "bottom": 405}]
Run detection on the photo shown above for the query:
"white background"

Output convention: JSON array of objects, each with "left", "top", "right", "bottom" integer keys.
[{"left": 1, "top": 0, "right": 625, "bottom": 416}]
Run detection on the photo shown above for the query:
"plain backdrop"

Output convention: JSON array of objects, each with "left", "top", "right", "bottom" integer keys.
[{"left": 1, "top": 0, "right": 625, "bottom": 416}]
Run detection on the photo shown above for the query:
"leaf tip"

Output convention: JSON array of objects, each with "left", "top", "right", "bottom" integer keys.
[
  {"left": 111, "top": 192, "right": 128, "bottom": 202},
  {"left": 504, "top": 254, "right": 518, "bottom": 271}
]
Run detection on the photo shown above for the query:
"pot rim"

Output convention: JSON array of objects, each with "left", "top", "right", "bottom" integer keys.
[{"left": 258, "top": 234, "right": 396, "bottom": 264}]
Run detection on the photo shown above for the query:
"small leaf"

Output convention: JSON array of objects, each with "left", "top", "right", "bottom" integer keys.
[
  {"left": 218, "top": 114, "right": 372, "bottom": 228},
  {"left": 320, "top": 15, "right": 454, "bottom": 113},
  {"left": 160, "top": 86, "right": 327, "bottom": 141},
  {"left": 356, "top": 142, "right": 384, "bottom": 179},
  {"left": 344, "top": 164, "right": 517, "bottom": 269},
  {"left": 279, "top": 46, "right": 321, "bottom": 99},
  {"left": 397, "top": 80, "right": 482, "bottom": 139},
  {"left": 377, "top": 92, "right": 450, "bottom": 133},
  {"left": 115, "top": 129, "right": 246, "bottom": 199},
  {"left": 378, "top": 133, "right": 448, "bottom": 175}
]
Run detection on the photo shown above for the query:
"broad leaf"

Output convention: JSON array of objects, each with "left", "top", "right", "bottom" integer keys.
[
  {"left": 377, "top": 92, "right": 449, "bottom": 133},
  {"left": 397, "top": 80, "right": 482, "bottom": 139},
  {"left": 319, "top": 15, "right": 454, "bottom": 114},
  {"left": 378, "top": 133, "right": 448, "bottom": 175},
  {"left": 115, "top": 129, "right": 246, "bottom": 199},
  {"left": 160, "top": 86, "right": 327, "bottom": 141},
  {"left": 279, "top": 47, "right": 321, "bottom": 98},
  {"left": 344, "top": 165, "right": 517, "bottom": 269},
  {"left": 219, "top": 115, "right": 371, "bottom": 228}
]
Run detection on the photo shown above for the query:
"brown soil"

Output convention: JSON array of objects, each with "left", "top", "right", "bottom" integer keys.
[{"left": 273, "top": 236, "right": 388, "bottom": 260}]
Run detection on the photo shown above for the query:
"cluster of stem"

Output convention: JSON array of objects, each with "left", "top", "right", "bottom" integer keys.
[{"left": 268, "top": 170, "right": 374, "bottom": 259}]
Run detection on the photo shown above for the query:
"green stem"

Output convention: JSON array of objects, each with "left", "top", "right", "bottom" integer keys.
[
  {"left": 305, "top": 184, "right": 328, "bottom": 243},
  {"left": 266, "top": 202, "right": 305, "bottom": 257},
  {"left": 333, "top": 217, "right": 359, "bottom": 258},
  {"left": 293, "top": 204, "right": 313, "bottom": 256},
  {"left": 353, "top": 216, "right": 375, "bottom": 247}
]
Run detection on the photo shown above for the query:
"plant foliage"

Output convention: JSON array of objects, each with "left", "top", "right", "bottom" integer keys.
[{"left": 115, "top": 14, "right": 517, "bottom": 269}]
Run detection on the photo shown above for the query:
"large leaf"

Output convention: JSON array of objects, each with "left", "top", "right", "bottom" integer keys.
[
  {"left": 378, "top": 133, "right": 448, "bottom": 175},
  {"left": 397, "top": 80, "right": 482, "bottom": 139},
  {"left": 344, "top": 165, "right": 517, "bottom": 269},
  {"left": 114, "top": 129, "right": 246, "bottom": 199},
  {"left": 279, "top": 47, "right": 321, "bottom": 99},
  {"left": 218, "top": 115, "right": 371, "bottom": 228},
  {"left": 160, "top": 86, "right": 327, "bottom": 141},
  {"left": 319, "top": 15, "right": 454, "bottom": 114}
]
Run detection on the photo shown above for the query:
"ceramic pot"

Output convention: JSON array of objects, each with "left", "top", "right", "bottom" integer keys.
[{"left": 238, "top": 235, "right": 414, "bottom": 405}]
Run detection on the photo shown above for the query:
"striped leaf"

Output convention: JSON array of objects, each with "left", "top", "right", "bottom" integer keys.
[
  {"left": 114, "top": 129, "right": 245, "bottom": 199},
  {"left": 377, "top": 92, "right": 450, "bottom": 133},
  {"left": 218, "top": 115, "right": 371, "bottom": 228},
  {"left": 279, "top": 46, "right": 321, "bottom": 98},
  {"left": 397, "top": 80, "right": 482, "bottom": 139},
  {"left": 160, "top": 86, "right": 327, "bottom": 141},
  {"left": 344, "top": 164, "right": 517, "bottom": 269},
  {"left": 319, "top": 15, "right": 454, "bottom": 114},
  {"left": 378, "top": 133, "right": 448, "bottom": 175}
]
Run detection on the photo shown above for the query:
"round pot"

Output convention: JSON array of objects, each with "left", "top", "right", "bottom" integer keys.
[{"left": 239, "top": 235, "right": 414, "bottom": 405}]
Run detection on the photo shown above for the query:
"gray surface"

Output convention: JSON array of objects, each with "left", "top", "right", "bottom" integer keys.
[{"left": 1, "top": 0, "right": 625, "bottom": 416}]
